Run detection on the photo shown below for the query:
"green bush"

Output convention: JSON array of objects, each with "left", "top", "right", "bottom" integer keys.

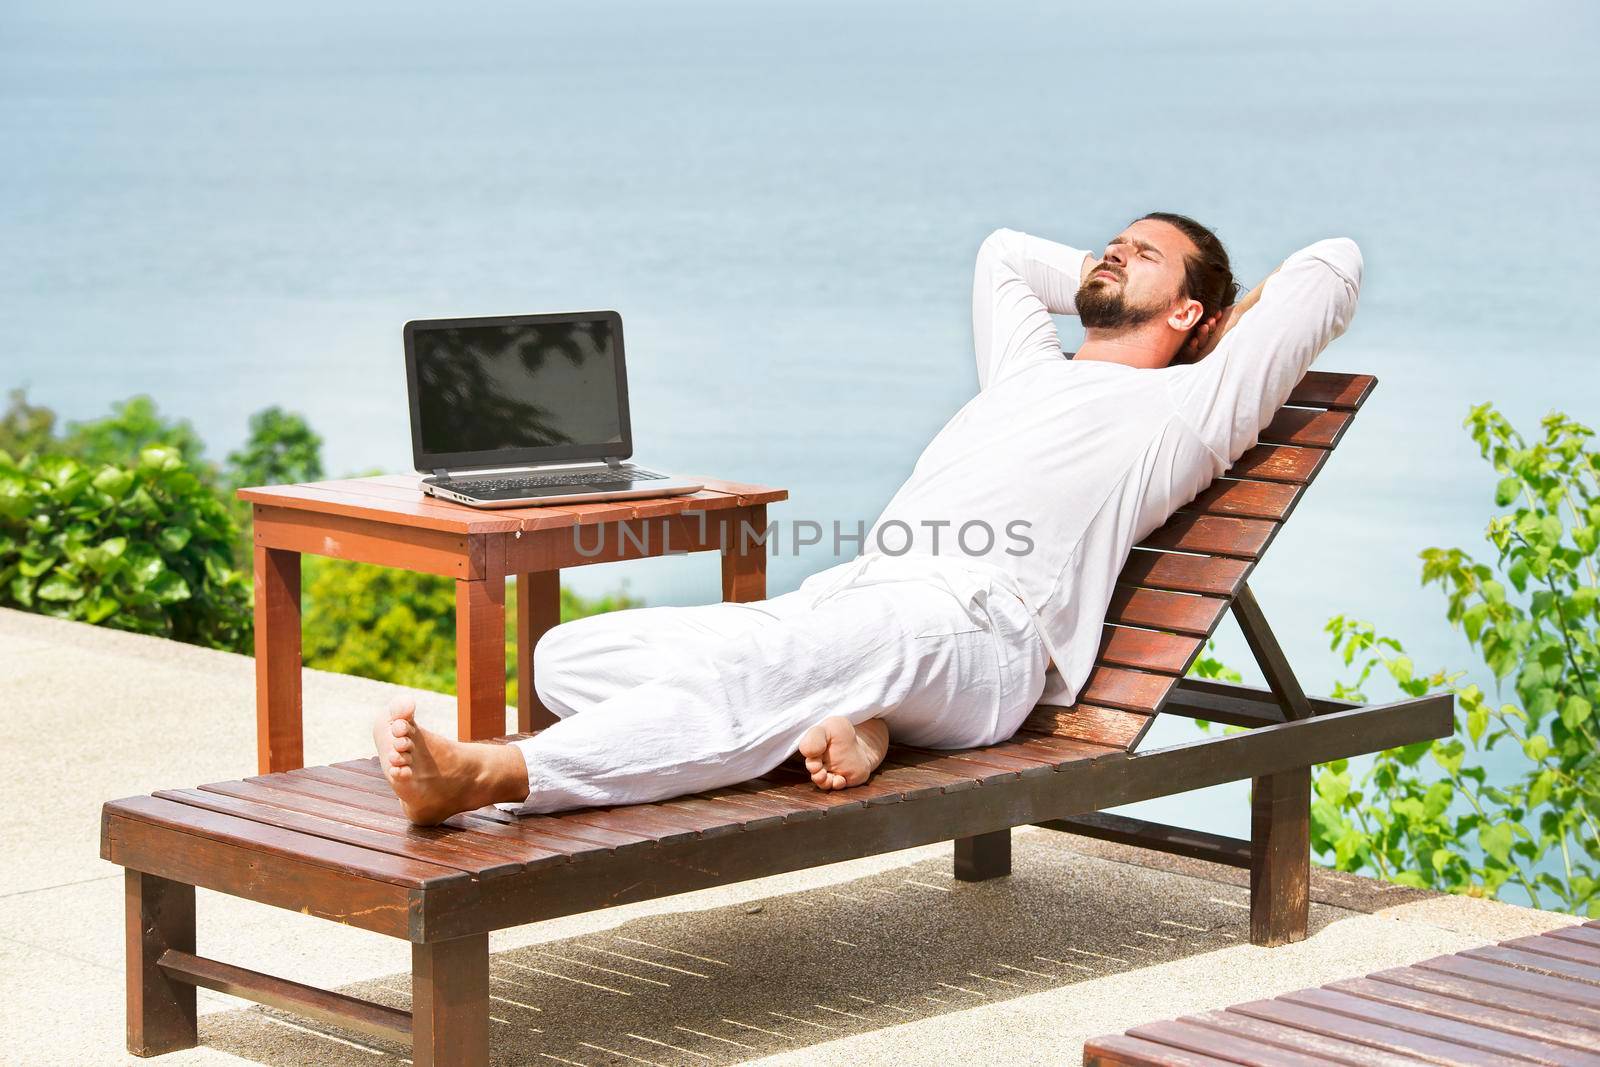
[
  {"left": 0, "top": 445, "right": 251, "bottom": 651},
  {"left": 302, "top": 561, "right": 642, "bottom": 702},
  {"left": 1196, "top": 404, "right": 1599, "bottom": 915},
  {"left": 226, "top": 406, "right": 325, "bottom": 491}
]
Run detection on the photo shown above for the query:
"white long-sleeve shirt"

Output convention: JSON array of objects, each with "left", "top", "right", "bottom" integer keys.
[{"left": 863, "top": 228, "right": 1363, "bottom": 707}]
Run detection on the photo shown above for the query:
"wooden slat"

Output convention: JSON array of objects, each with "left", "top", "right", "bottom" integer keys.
[
  {"left": 1178, "top": 478, "right": 1303, "bottom": 522},
  {"left": 1277, "top": 985, "right": 1600, "bottom": 1064},
  {"left": 457, "top": 810, "right": 661, "bottom": 858},
  {"left": 541, "top": 801, "right": 713, "bottom": 846},
  {"left": 1501, "top": 932, "right": 1600, "bottom": 968},
  {"left": 1259, "top": 406, "right": 1354, "bottom": 449},
  {"left": 1125, "top": 1019, "right": 1335, "bottom": 1067},
  {"left": 1106, "top": 585, "right": 1230, "bottom": 637},
  {"left": 1022, "top": 704, "right": 1152, "bottom": 749},
  {"left": 1462, "top": 945, "right": 1600, "bottom": 986},
  {"left": 1178, "top": 1009, "right": 1425, "bottom": 1065},
  {"left": 1368, "top": 964, "right": 1600, "bottom": 1031},
  {"left": 225, "top": 777, "right": 605, "bottom": 866},
  {"left": 1288, "top": 370, "right": 1376, "bottom": 410},
  {"left": 1226, "top": 997, "right": 1513, "bottom": 1065},
  {"left": 1096, "top": 624, "right": 1201, "bottom": 675},
  {"left": 1119, "top": 549, "right": 1250, "bottom": 598},
  {"left": 104, "top": 796, "right": 466, "bottom": 889},
  {"left": 1082, "top": 1033, "right": 1242, "bottom": 1067},
  {"left": 897, "top": 742, "right": 1059, "bottom": 779},
  {"left": 1546, "top": 925, "right": 1600, "bottom": 949},
  {"left": 1414, "top": 954, "right": 1600, "bottom": 1009},
  {"left": 1137, "top": 513, "right": 1279, "bottom": 560},
  {"left": 1077, "top": 666, "right": 1179, "bottom": 715},
  {"left": 1224, "top": 442, "right": 1329, "bottom": 485},
  {"left": 1327, "top": 976, "right": 1600, "bottom": 1054},
  {"left": 155, "top": 788, "right": 537, "bottom": 878}
]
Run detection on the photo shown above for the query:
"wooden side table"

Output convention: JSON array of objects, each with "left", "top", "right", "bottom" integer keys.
[{"left": 236, "top": 474, "right": 786, "bottom": 774}]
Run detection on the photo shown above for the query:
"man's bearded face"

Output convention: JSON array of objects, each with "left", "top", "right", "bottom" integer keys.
[{"left": 1075, "top": 265, "right": 1168, "bottom": 330}]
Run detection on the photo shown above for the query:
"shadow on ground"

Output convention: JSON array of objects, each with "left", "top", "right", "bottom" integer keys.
[{"left": 194, "top": 833, "right": 1344, "bottom": 1066}]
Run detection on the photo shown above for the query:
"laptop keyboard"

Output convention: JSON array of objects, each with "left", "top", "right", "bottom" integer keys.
[{"left": 450, "top": 468, "right": 668, "bottom": 493}]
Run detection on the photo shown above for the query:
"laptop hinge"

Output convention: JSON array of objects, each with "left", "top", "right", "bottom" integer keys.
[
  {"left": 604, "top": 457, "right": 627, "bottom": 468},
  {"left": 432, "top": 468, "right": 451, "bottom": 479}
]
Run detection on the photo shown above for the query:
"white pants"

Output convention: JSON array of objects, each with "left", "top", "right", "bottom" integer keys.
[{"left": 497, "top": 552, "right": 1049, "bottom": 815}]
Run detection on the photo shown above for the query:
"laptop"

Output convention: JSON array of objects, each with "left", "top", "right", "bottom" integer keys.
[{"left": 403, "top": 310, "right": 704, "bottom": 508}]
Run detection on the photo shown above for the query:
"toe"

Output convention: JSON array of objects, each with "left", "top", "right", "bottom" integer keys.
[
  {"left": 393, "top": 735, "right": 412, "bottom": 753},
  {"left": 797, "top": 725, "right": 826, "bottom": 759}
]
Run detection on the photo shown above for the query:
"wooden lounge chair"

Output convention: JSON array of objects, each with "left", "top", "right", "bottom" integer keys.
[{"left": 101, "top": 369, "right": 1453, "bottom": 1063}]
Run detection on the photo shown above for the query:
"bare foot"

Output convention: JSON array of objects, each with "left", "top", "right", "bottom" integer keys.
[
  {"left": 372, "top": 697, "right": 530, "bottom": 825},
  {"left": 797, "top": 715, "right": 891, "bottom": 790}
]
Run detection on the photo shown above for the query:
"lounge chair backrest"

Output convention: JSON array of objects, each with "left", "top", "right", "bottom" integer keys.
[{"left": 1024, "top": 369, "right": 1378, "bottom": 752}]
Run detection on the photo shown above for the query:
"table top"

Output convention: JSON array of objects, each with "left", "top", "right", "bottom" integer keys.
[{"left": 238, "top": 473, "right": 787, "bottom": 535}]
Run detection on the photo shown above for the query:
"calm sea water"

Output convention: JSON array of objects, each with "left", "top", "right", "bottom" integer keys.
[{"left": 4, "top": 1, "right": 1596, "bottom": 862}]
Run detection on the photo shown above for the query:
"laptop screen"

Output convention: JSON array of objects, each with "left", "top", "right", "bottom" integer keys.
[{"left": 405, "top": 311, "right": 632, "bottom": 469}]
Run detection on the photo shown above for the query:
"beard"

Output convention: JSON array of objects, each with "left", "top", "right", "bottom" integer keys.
[{"left": 1076, "top": 274, "right": 1164, "bottom": 330}]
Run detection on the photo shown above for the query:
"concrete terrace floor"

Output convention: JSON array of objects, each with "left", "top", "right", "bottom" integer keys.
[{"left": 0, "top": 605, "right": 1583, "bottom": 1066}]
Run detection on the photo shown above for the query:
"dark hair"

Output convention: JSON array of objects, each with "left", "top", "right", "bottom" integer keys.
[{"left": 1137, "top": 211, "right": 1239, "bottom": 323}]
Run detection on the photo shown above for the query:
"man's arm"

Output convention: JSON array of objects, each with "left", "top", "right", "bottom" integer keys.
[
  {"left": 973, "top": 228, "right": 1095, "bottom": 390},
  {"left": 1165, "top": 237, "right": 1363, "bottom": 464}
]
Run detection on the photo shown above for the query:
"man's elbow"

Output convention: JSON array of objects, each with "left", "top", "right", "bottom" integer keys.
[
  {"left": 1309, "top": 236, "right": 1363, "bottom": 296},
  {"left": 978, "top": 227, "right": 1025, "bottom": 266}
]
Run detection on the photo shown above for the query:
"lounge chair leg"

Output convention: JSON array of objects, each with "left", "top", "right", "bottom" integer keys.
[
  {"left": 125, "top": 871, "right": 196, "bottom": 1057},
  {"left": 1249, "top": 767, "right": 1310, "bottom": 946},
  {"left": 953, "top": 828, "right": 1011, "bottom": 881},
  {"left": 413, "top": 934, "right": 489, "bottom": 1067}
]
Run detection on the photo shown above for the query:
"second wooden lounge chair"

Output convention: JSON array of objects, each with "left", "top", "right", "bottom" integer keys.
[{"left": 101, "top": 369, "right": 1453, "bottom": 1064}]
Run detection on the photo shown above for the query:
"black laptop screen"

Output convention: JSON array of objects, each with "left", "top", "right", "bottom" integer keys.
[{"left": 411, "top": 317, "right": 626, "bottom": 458}]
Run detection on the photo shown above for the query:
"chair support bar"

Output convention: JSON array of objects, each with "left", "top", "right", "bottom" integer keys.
[
  {"left": 1035, "top": 811, "right": 1252, "bottom": 868},
  {"left": 157, "top": 949, "right": 411, "bottom": 1045},
  {"left": 1230, "top": 583, "right": 1316, "bottom": 721}
]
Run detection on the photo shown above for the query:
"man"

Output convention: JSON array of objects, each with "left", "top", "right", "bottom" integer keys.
[{"left": 374, "top": 213, "right": 1363, "bottom": 825}]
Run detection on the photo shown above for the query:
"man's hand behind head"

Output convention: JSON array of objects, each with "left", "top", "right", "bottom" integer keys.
[{"left": 1175, "top": 306, "right": 1234, "bottom": 364}]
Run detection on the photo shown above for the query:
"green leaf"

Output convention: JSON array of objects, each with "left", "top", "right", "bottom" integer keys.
[
  {"left": 82, "top": 595, "right": 120, "bottom": 623},
  {"left": 1561, "top": 695, "right": 1593, "bottom": 731},
  {"left": 91, "top": 466, "right": 134, "bottom": 499},
  {"left": 16, "top": 554, "right": 57, "bottom": 578},
  {"left": 137, "top": 445, "right": 183, "bottom": 472},
  {"left": 83, "top": 536, "right": 128, "bottom": 575},
  {"left": 1480, "top": 822, "right": 1514, "bottom": 865},
  {"left": 148, "top": 569, "right": 191, "bottom": 604},
  {"left": 1494, "top": 475, "right": 1521, "bottom": 507},
  {"left": 124, "top": 542, "right": 164, "bottom": 587},
  {"left": 36, "top": 572, "right": 84, "bottom": 601},
  {"left": 156, "top": 525, "right": 192, "bottom": 552}
]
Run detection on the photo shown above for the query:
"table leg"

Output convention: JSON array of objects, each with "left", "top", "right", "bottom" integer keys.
[
  {"left": 515, "top": 570, "right": 562, "bottom": 733},
  {"left": 721, "top": 503, "right": 768, "bottom": 603},
  {"left": 253, "top": 545, "right": 303, "bottom": 773},
  {"left": 455, "top": 576, "right": 507, "bottom": 741}
]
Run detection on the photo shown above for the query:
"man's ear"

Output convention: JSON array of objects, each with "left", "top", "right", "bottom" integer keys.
[{"left": 1167, "top": 298, "right": 1203, "bottom": 333}]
